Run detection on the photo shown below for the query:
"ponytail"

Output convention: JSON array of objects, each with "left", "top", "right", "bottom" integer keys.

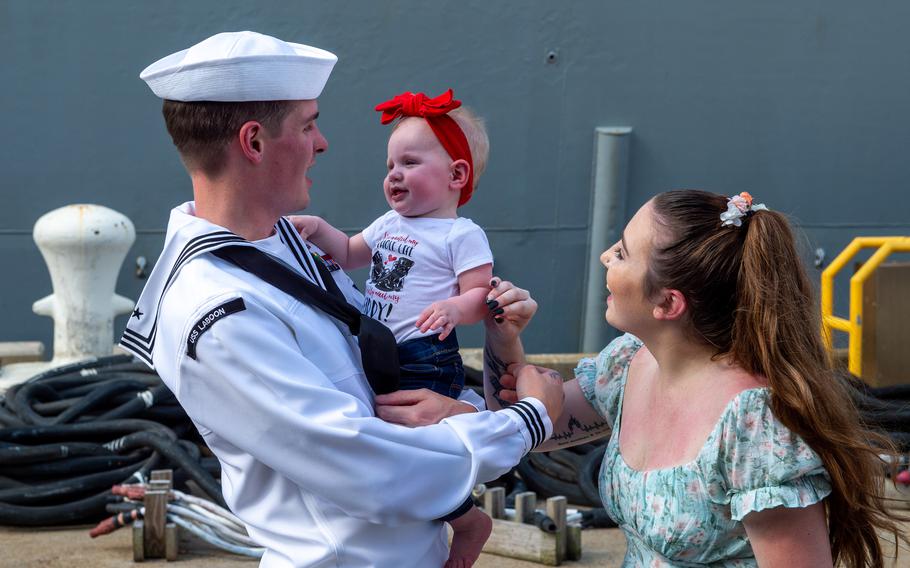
[{"left": 737, "top": 211, "right": 904, "bottom": 567}]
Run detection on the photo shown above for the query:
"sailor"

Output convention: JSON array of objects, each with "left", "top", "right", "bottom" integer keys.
[{"left": 121, "top": 31, "right": 564, "bottom": 567}]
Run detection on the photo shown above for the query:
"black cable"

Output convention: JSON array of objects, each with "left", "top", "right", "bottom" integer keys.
[
  {"left": 0, "top": 441, "right": 113, "bottom": 465},
  {"left": 0, "top": 405, "right": 26, "bottom": 428},
  {"left": 530, "top": 511, "right": 558, "bottom": 533},
  {"left": 52, "top": 380, "right": 153, "bottom": 425},
  {"left": 0, "top": 355, "right": 223, "bottom": 527},
  {"left": 0, "top": 419, "right": 177, "bottom": 444},
  {"left": 0, "top": 476, "right": 27, "bottom": 490},
  {"left": 10, "top": 383, "right": 62, "bottom": 425},
  {"left": 1, "top": 451, "right": 149, "bottom": 479},
  {"left": 0, "top": 490, "right": 122, "bottom": 526},
  {"left": 97, "top": 385, "right": 173, "bottom": 421},
  {"left": 0, "top": 460, "right": 150, "bottom": 505},
  {"left": 528, "top": 452, "right": 579, "bottom": 483},
  {"left": 516, "top": 456, "right": 593, "bottom": 506},
  {"left": 580, "top": 508, "right": 617, "bottom": 529},
  {"left": 104, "top": 431, "right": 226, "bottom": 508},
  {"left": 548, "top": 448, "right": 584, "bottom": 471}
]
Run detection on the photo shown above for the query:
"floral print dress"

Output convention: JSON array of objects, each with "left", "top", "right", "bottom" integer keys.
[{"left": 575, "top": 334, "right": 832, "bottom": 567}]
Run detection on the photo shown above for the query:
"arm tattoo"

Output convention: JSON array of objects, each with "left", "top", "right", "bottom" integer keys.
[
  {"left": 550, "top": 414, "right": 610, "bottom": 444},
  {"left": 483, "top": 345, "right": 510, "bottom": 406}
]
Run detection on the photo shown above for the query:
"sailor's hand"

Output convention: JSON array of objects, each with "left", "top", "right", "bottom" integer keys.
[
  {"left": 499, "top": 363, "right": 565, "bottom": 422},
  {"left": 375, "top": 389, "right": 477, "bottom": 427}
]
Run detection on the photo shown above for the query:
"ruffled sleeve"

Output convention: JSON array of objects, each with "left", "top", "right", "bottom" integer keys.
[
  {"left": 713, "top": 389, "right": 832, "bottom": 521},
  {"left": 575, "top": 333, "right": 642, "bottom": 426}
]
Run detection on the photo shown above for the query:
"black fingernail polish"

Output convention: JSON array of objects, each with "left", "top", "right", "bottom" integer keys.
[
  {"left": 493, "top": 307, "right": 504, "bottom": 315},
  {"left": 494, "top": 317, "right": 504, "bottom": 324},
  {"left": 487, "top": 300, "right": 499, "bottom": 309},
  {"left": 490, "top": 279, "right": 499, "bottom": 287}
]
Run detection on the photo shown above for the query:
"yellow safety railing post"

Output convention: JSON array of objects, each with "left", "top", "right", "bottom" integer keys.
[{"left": 820, "top": 237, "right": 910, "bottom": 379}]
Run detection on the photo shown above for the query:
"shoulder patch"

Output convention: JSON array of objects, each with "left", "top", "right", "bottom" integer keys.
[{"left": 186, "top": 298, "right": 246, "bottom": 360}]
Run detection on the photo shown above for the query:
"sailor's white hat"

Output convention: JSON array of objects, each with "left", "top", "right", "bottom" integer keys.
[{"left": 140, "top": 31, "right": 337, "bottom": 102}]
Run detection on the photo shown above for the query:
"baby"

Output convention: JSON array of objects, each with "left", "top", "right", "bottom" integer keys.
[{"left": 294, "top": 90, "right": 496, "bottom": 568}]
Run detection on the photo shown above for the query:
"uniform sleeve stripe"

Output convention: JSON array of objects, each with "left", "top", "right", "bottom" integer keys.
[
  {"left": 505, "top": 404, "right": 537, "bottom": 448},
  {"left": 507, "top": 402, "right": 543, "bottom": 448},
  {"left": 517, "top": 400, "right": 544, "bottom": 439},
  {"left": 516, "top": 400, "right": 546, "bottom": 447}
]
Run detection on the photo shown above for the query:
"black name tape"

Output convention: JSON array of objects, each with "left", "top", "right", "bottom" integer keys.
[{"left": 186, "top": 298, "right": 246, "bottom": 360}]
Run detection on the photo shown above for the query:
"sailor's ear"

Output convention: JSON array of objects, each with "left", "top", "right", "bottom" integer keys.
[{"left": 238, "top": 121, "right": 264, "bottom": 163}]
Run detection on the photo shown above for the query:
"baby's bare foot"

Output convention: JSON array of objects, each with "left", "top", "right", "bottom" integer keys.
[{"left": 445, "top": 507, "right": 493, "bottom": 568}]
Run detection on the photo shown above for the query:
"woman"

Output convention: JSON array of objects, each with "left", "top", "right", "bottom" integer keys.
[{"left": 481, "top": 190, "right": 906, "bottom": 567}]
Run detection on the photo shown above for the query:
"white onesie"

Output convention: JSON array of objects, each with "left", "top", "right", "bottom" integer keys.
[{"left": 361, "top": 210, "right": 493, "bottom": 343}]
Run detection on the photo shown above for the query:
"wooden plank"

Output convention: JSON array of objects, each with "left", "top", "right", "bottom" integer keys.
[
  {"left": 482, "top": 518, "right": 559, "bottom": 566},
  {"left": 132, "top": 521, "right": 145, "bottom": 562},
  {"left": 484, "top": 486, "right": 506, "bottom": 520},
  {"left": 566, "top": 524, "right": 582, "bottom": 561},
  {"left": 0, "top": 342, "right": 45, "bottom": 365},
  {"left": 165, "top": 523, "right": 178, "bottom": 561},
  {"left": 143, "top": 489, "right": 168, "bottom": 558},
  {"left": 514, "top": 491, "right": 537, "bottom": 524},
  {"left": 150, "top": 470, "right": 173, "bottom": 483},
  {"left": 546, "top": 496, "right": 567, "bottom": 563}
]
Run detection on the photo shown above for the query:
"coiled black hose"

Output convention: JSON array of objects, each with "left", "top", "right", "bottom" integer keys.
[
  {"left": 0, "top": 356, "right": 225, "bottom": 526},
  {"left": 0, "top": 461, "right": 151, "bottom": 505},
  {"left": 2, "top": 451, "right": 150, "bottom": 479},
  {"left": 0, "top": 489, "right": 122, "bottom": 526},
  {"left": 517, "top": 453, "right": 592, "bottom": 507},
  {"left": 105, "top": 431, "right": 226, "bottom": 508}
]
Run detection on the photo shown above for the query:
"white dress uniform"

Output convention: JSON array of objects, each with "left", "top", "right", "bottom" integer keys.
[{"left": 121, "top": 202, "right": 552, "bottom": 568}]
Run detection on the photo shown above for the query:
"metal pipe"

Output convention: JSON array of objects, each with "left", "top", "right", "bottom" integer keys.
[{"left": 581, "top": 127, "right": 632, "bottom": 353}]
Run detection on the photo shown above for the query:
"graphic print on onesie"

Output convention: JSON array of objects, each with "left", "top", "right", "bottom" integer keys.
[
  {"left": 365, "top": 233, "right": 416, "bottom": 323},
  {"left": 360, "top": 211, "right": 494, "bottom": 344}
]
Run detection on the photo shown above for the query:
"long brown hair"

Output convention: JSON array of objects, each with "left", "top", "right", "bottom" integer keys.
[{"left": 649, "top": 189, "right": 905, "bottom": 567}]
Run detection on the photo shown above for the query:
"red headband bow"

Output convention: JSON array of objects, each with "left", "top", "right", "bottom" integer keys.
[{"left": 375, "top": 89, "right": 475, "bottom": 206}]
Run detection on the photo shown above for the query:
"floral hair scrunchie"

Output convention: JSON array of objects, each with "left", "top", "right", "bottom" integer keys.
[{"left": 720, "top": 192, "right": 768, "bottom": 227}]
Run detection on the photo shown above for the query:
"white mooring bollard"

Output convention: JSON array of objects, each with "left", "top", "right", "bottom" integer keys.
[{"left": 0, "top": 204, "right": 136, "bottom": 389}]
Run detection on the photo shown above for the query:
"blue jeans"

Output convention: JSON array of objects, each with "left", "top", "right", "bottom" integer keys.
[
  {"left": 396, "top": 331, "right": 473, "bottom": 521},
  {"left": 396, "top": 331, "right": 465, "bottom": 399}
]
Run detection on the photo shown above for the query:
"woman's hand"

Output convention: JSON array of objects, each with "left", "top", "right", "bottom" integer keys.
[
  {"left": 484, "top": 279, "right": 537, "bottom": 340},
  {"left": 374, "top": 389, "right": 477, "bottom": 427}
]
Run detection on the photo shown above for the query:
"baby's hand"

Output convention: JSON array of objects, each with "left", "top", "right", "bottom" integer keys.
[
  {"left": 416, "top": 300, "right": 462, "bottom": 340},
  {"left": 288, "top": 215, "right": 322, "bottom": 239}
]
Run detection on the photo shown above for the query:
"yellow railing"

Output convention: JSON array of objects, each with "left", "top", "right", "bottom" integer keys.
[{"left": 820, "top": 236, "right": 910, "bottom": 377}]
